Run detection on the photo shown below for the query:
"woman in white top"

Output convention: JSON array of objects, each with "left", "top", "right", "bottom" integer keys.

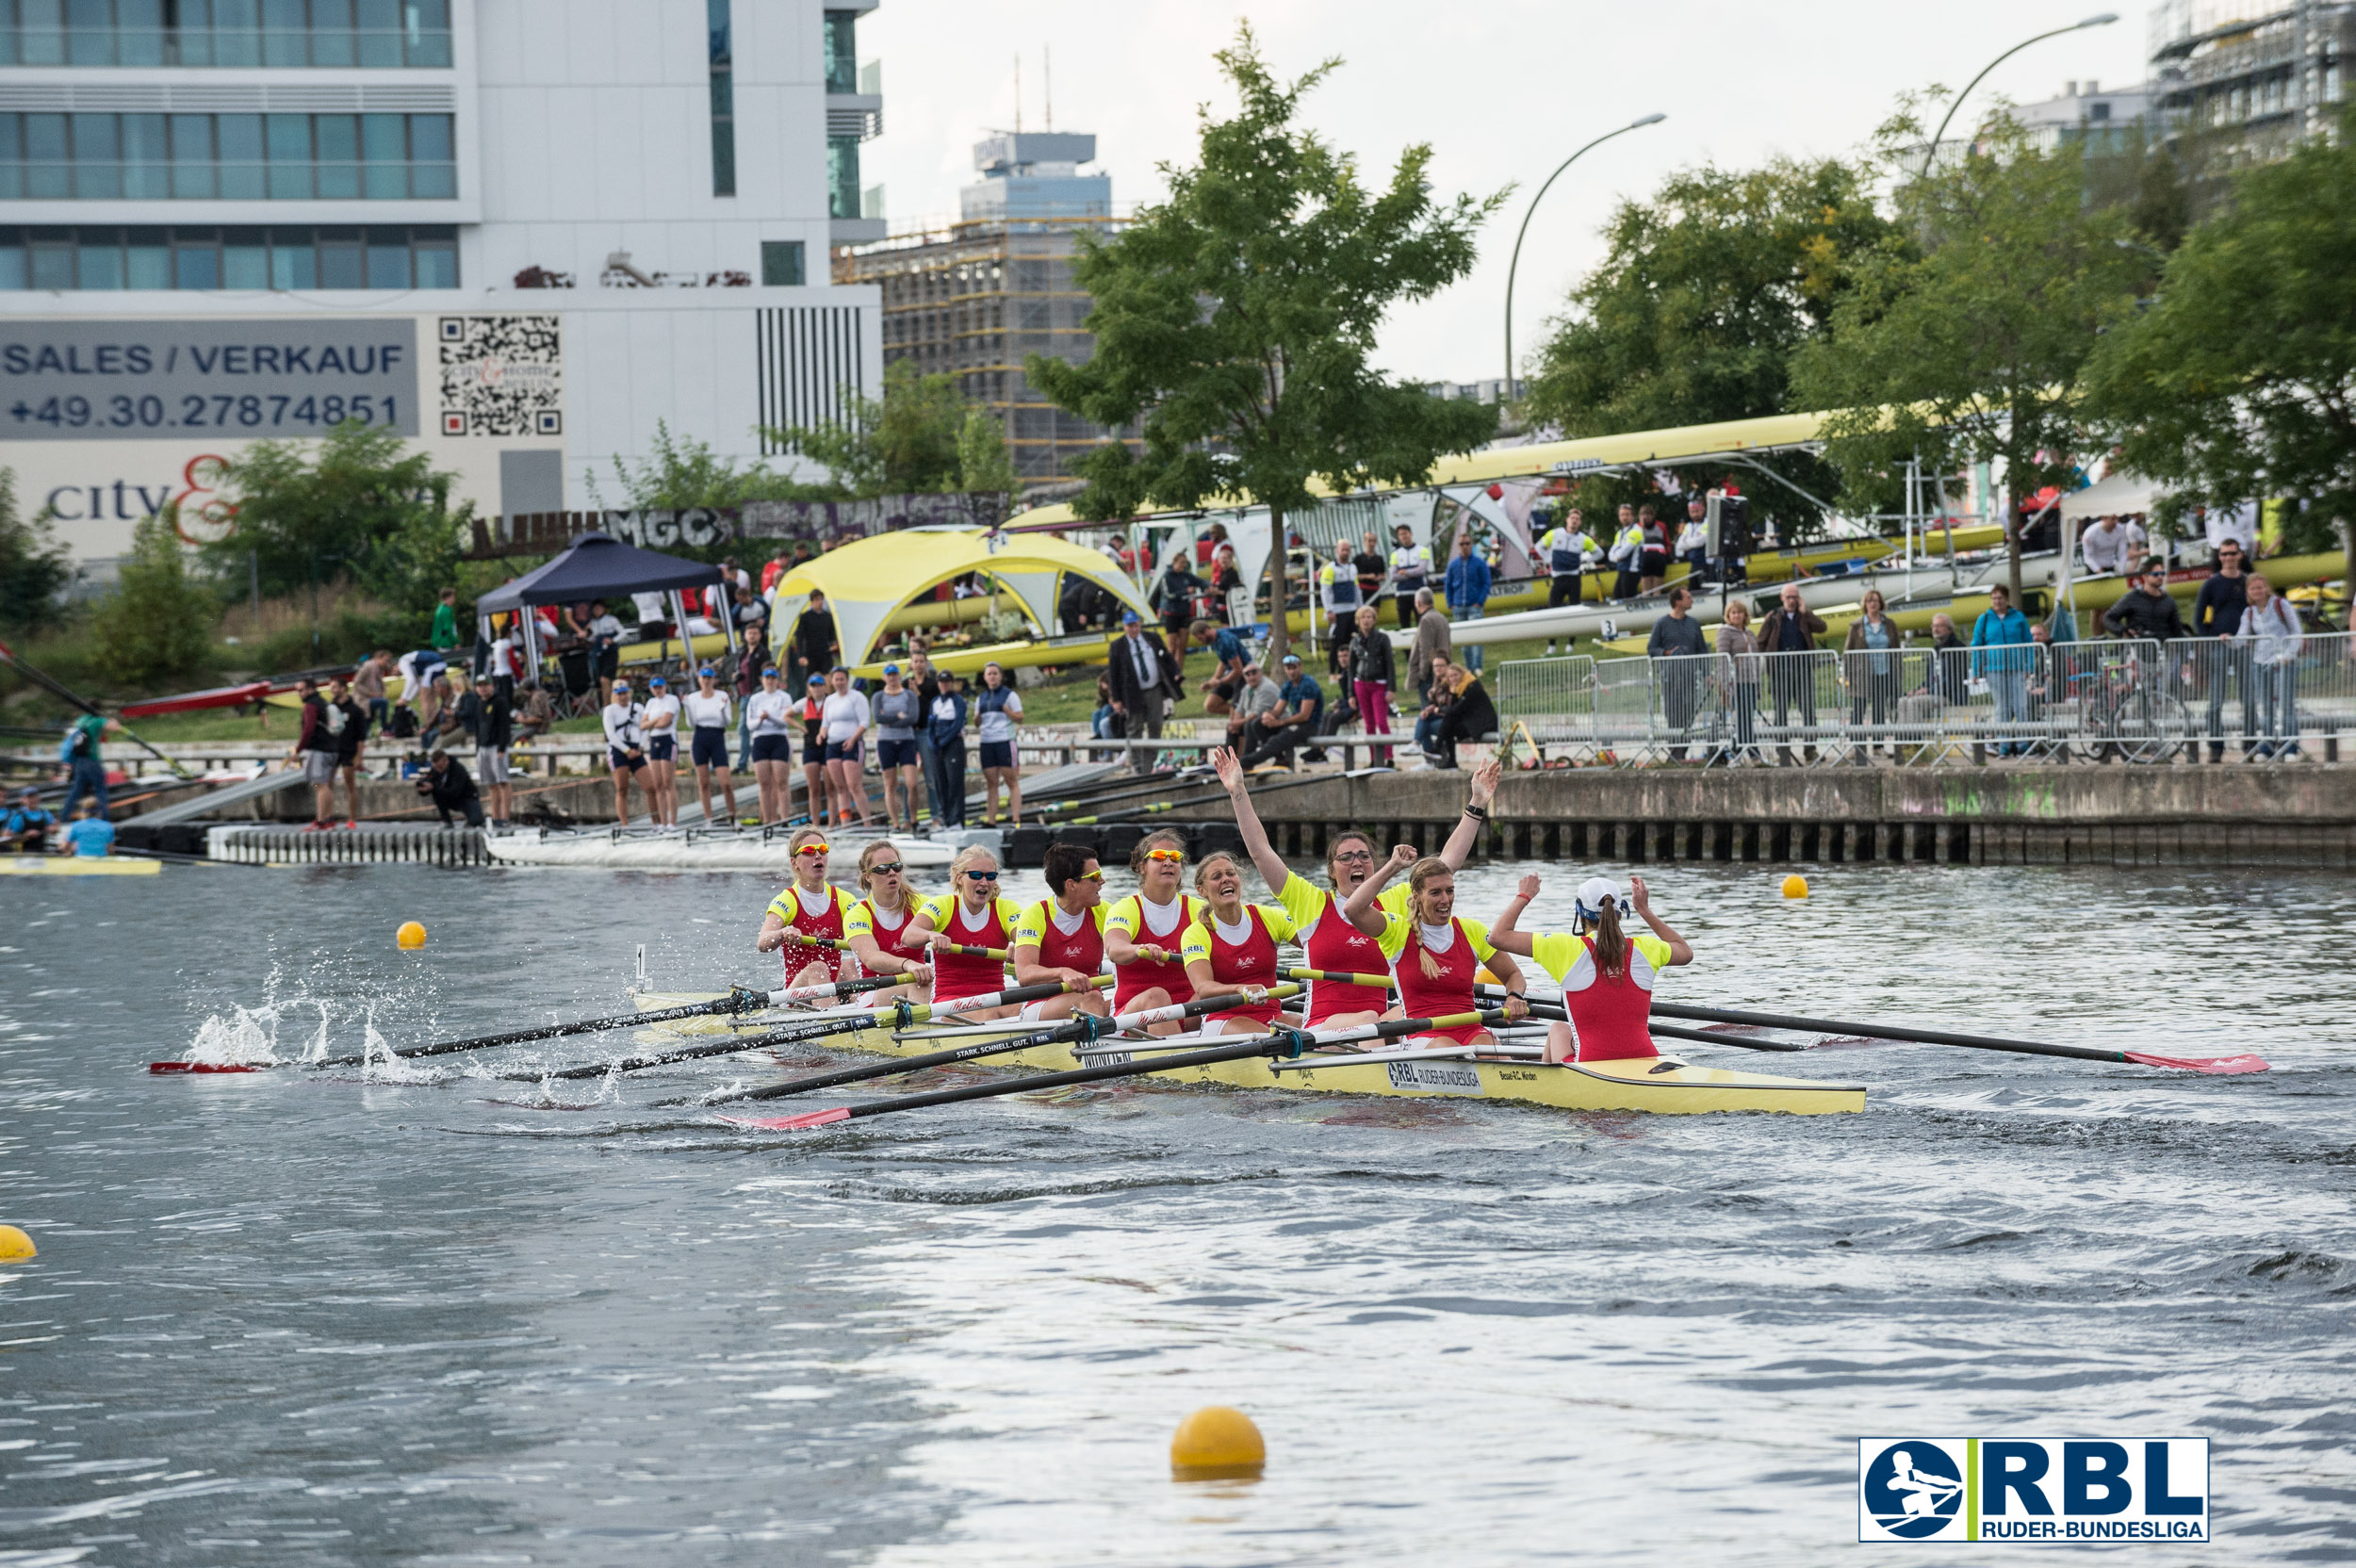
[
  {"left": 638, "top": 674, "right": 681, "bottom": 826},
  {"left": 973, "top": 660, "right": 1023, "bottom": 826},
  {"left": 2231, "top": 573, "right": 2304, "bottom": 758},
  {"left": 744, "top": 664, "right": 797, "bottom": 825},
  {"left": 599, "top": 677, "right": 646, "bottom": 827},
  {"left": 820, "top": 666, "right": 874, "bottom": 831},
  {"left": 679, "top": 666, "right": 736, "bottom": 828}
]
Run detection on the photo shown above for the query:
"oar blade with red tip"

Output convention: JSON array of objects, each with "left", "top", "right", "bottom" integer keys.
[
  {"left": 2123, "top": 1050, "right": 2270, "bottom": 1075},
  {"left": 147, "top": 1061, "right": 262, "bottom": 1074},
  {"left": 720, "top": 1107, "right": 849, "bottom": 1131}
]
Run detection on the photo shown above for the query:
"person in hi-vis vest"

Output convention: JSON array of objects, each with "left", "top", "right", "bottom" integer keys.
[{"left": 1534, "top": 507, "right": 1601, "bottom": 655}]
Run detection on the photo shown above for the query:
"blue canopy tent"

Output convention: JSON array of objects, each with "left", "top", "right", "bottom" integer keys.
[{"left": 475, "top": 531, "right": 734, "bottom": 695}]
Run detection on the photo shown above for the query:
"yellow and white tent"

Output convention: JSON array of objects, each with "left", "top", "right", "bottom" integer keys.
[{"left": 774, "top": 526, "right": 1153, "bottom": 670}]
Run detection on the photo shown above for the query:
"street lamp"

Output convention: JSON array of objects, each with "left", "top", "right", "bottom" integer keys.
[
  {"left": 1502, "top": 112, "right": 1667, "bottom": 405},
  {"left": 1919, "top": 13, "right": 2119, "bottom": 177}
]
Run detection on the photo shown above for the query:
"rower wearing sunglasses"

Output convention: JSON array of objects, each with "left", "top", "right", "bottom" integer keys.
[
  {"left": 755, "top": 827, "right": 860, "bottom": 988},
  {"left": 1009, "top": 841, "right": 1112, "bottom": 1021},
  {"left": 906, "top": 843, "right": 1023, "bottom": 1019},
  {"left": 1102, "top": 829, "right": 1205, "bottom": 1037},
  {"left": 844, "top": 840, "right": 933, "bottom": 1006}
]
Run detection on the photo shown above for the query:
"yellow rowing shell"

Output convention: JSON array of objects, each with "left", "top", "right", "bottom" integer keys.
[
  {"left": 0, "top": 856, "right": 159, "bottom": 875},
  {"left": 632, "top": 992, "right": 1867, "bottom": 1117}
]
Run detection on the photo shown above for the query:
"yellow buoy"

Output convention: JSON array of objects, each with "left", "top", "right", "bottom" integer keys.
[
  {"left": 0, "top": 1225, "right": 35, "bottom": 1262},
  {"left": 1782, "top": 874, "right": 1809, "bottom": 900},
  {"left": 1170, "top": 1405, "right": 1265, "bottom": 1478},
  {"left": 396, "top": 921, "right": 428, "bottom": 950}
]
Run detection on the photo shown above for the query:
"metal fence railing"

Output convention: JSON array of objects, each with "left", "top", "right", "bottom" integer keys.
[{"left": 1486, "top": 637, "right": 2356, "bottom": 765}]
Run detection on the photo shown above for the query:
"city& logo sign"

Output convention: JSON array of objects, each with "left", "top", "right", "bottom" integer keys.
[{"left": 1857, "top": 1437, "right": 2209, "bottom": 1544}]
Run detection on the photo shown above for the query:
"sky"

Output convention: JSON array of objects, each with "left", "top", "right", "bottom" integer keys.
[{"left": 857, "top": 0, "right": 2156, "bottom": 385}]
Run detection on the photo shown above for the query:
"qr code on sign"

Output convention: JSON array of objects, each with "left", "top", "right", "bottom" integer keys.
[{"left": 438, "top": 315, "right": 563, "bottom": 437}]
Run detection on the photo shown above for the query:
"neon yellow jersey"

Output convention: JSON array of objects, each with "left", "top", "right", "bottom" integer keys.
[
  {"left": 1374, "top": 910, "right": 1497, "bottom": 966},
  {"left": 1011, "top": 896, "right": 1108, "bottom": 952},
  {"left": 844, "top": 895, "right": 919, "bottom": 944},
  {"left": 764, "top": 883, "right": 858, "bottom": 926},
  {"left": 913, "top": 891, "right": 1025, "bottom": 938},
  {"left": 1276, "top": 872, "right": 1407, "bottom": 939},
  {"left": 1178, "top": 904, "right": 1301, "bottom": 967},
  {"left": 1530, "top": 931, "right": 1674, "bottom": 988},
  {"left": 1104, "top": 891, "right": 1204, "bottom": 947}
]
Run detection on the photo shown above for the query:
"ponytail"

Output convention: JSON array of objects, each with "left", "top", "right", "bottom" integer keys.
[{"left": 1592, "top": 901, "right": 1628, "bottom": 981}]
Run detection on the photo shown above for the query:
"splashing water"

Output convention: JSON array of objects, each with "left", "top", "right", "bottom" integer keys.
[{"left": 180, "top": 1002, "right": 286, "bottom": 1067}]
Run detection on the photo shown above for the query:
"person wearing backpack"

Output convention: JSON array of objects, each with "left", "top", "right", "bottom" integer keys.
[{"left": 59, "top": 710, "right": 122, "bottom": 818}]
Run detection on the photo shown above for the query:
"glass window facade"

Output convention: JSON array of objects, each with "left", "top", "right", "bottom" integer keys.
[
  {"left": 706, "top": 0, "right": 733, "bottom": 197},
  {"left": 821, "top": 9, "right": 856, "bottom": 94},
  {"left": 0, "top": 0, "right": 452, "bottom": 67},
  {"left": 0, "top": 111, "right": 455, "bottom": 199},
  {"left": 760, "top": 239, "right": 803, "bottom": 286},
  {"left": 0, "top": 222, "right": 456, "bottom": 286},
  {"left": 826, "top": 134, "right": 859, "bottom": 220}
]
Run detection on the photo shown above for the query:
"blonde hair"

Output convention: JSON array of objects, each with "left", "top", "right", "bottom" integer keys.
[
  {"left": 1129, "top": 828, "right": 1186, "bottom": 875},
  {"left": 948, "top": 842, "right": 1000, "bottom": 883},
  {"left": 786, "top": 826, "right": 828, "bottom": 857},
  {"left": 1862, "top": 588, "right": 1886, "bottom": 616},
  {"left": 1192, "top": 851, "right": 1243, "bottom": 892},
  {"left": 1406, "top": 856, "right": 1454, "bottom": 979},
  {"left": 857, "top": 839, "right": 907, "bottom": 900}
]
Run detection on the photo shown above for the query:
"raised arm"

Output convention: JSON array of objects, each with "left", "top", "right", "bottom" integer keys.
[
  {"left": 1213, "top": 746, "right": 1290, "bottom": 894},
  {"left": 1436, "top": 758, "right": 1501, "bottom": 870},
  {"left": 1340, "top": 843, "right": 1415, "bottom": 936},
  {"left": 1484, "top": 872, "right": 1541, "bottom": 958},
  {"left": 1628, "top": 875, "right": 1693, "bottom": 967}
]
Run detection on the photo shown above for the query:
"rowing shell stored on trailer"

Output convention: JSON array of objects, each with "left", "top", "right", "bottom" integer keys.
[
  {"left": 485, "top": 829, "right": 955, "bottom": 872},
  {"left": 630, "top": 990, "right": 1868, "bottom": 1116}
]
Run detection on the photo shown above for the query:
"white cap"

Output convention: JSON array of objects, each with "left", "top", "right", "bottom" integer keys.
[{"left": 1575, "top": 876, "right": 1628, "bottom": 922}]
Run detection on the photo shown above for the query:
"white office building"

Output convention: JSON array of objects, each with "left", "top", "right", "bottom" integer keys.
[{"left": 0, "top": 0, "right": 885, "bottom": 568}]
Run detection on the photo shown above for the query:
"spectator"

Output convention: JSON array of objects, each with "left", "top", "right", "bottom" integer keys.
[
  {"left": 741, "top": 665, "right": 794, "bottom": 826},
  {"left": 798, "top": 674, "right": 833, "bottom": 827},
  {"left": 973, "top": 661, "right": 1024, "bottom": 824},
  {"left": 871, "top": 663, "right": 923, "bottom": 833},
  {"left": 791, "top": 588, "right": 838, "bottom": 689},
  {"left": 1153, "top": 552, "right": 1206, "bottom": 675},
  {"left": 2102, "top": 561, "right": 2192, "bottom": 644},
  {"left": 1607, "top": 502, "right": 1644, "bottom": 602},
  {"left": 1317, "top": 539, "right": 1362, "bottom": 647},
  {"left": 1970, "top": 584, "right": 2036, "bottom": 759},
  {"left": 1420, "top": 658, "right": 1497, "bottom": 771},
  {"left": 1843, "top": 589, "right": 1901, "bottom": 762},
  {"left": 329, "top": 676, "right": 368, "bottom": 826},
  {"left": 639, "top": 672, "right": 680, "bottom": 827},
  {"left": 600, "top": 677, "right": 646, "bottom": 826},
  {"left": 1646, "top": 586, "right": 1708, "bottom": 760},
  {"left": 59, "top": 800, "right": 115, "bottom": 858},
  {"left": 1197, "top": 618, "right": 1250, "bottom": 712},
  {"left": 1676, "top": 498, "right": 1711, "bottom": 583},
  {"left": 1755, "top": 582, "right": 1826, "bottom": 765},
  {"left": 1105, "top": 610, "right": 1181, "bottom": 776},
  {"left": 1715, "top": 602, "right": 1762, "bottom": 765},
  {"left": 733, "top": 583, "right": 771, "bottom": 671},
  {"left": 906, "top": 645, "right": 940, "bottom": 825},
  {"left": 1221, "top": 662, "right": 1282, "bottom": 751},
  {"left": 1637, "top": 504, "right": 1672, "bottom": 596},
  {"left": 394, "top": 645, "right": 448, "bottom": 730},
  {"left": 821, "top": 664, "right": 874, "bottom": 831},
  {"left": 2194, "top": 538, "right": 2253, "bottom": 764},
  {"left": 1923, "top": 612, "right": 1969, "bottom": 705},
  {"left": 2233, "top": 573, "right": 2303, "bottom": 759},
  {"left": 430, "top": 585, "right": 460, "bottom": 653},
  {"left": 2, "top": 786, "right": 56, "bottom": 853},
  {"left": 585, "top": 597, "right": 625, "bottom": 685},
  {"left": 1388, "top": 523, "right": 1431, "bottom": 629},
  {"left": 1346, "top": 601, "right": 1396, "bottom": 767},
  {"left": 287, "top": 676, "right": 342, "bottom": 831},
  {"left": 1090, "top": 673, "right": 1121, "bottom": 741},
  {"left": 924, "top": 671, "right": 969, "bottom": 828},
  {"left": 1208, "top": 543, "right": 1245, "bottom": 620},
  {"left": 469, "top": 673, "right": 515, "bottom": 827},
  {"left": 352, "top": 649, "right": 391, "bottom": 730},
  {"left": 1239, "top": 652, "right": 1322, "bottom": 770},
  {"left": 58, "top": 706, "right": 122, "bottom": 819},
  {"left": 1443, "top": 531, "right": 1493, "bottom": 673},
  {"left": 760, "top": 553, "right": 788, "bottom": 594},
  {"left": 418, "top": 748, "right": 483, "bottom": 829},
  {"left": 1536, "top": 507, "right": 1598, "bottom": 655},
  {"left": 1409, "top": 587, "right": 1451, "bottom": 704},
  {"left": 1355, "top": 530, "right": 1388, "bottom": 610}
]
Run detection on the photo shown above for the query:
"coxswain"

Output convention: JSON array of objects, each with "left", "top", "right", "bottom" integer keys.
[
  {"left": 2, "top": 787, "right": 56, "bottom": 854},
  {"left": 906, "top": 843, "right": 1023, "bottom": 1019},
  {"left": 1101, "top": 829, "right": 1204, "bottom": 1037},
  {"left": 1215, "top": 747, "right": 1501, "bottom": 1029},
  {"left": 1340, "top": 845, "right": 1530, "bottom": 1048},
  {"left": 755, "top": 827, "right": 859, "bottom": 988},
  {"left": 1487, "top": 874, "right": 1692, "bottom": 1063},
  {"left": 1009, "top": 841, "right": 1111, "bottom": 1021},
  {"left": 843, "top": 840, "right": 932, "bottom": 1006},
  {"left": 1178, "top": 852, "right": 1300, "bottom": 1035}
]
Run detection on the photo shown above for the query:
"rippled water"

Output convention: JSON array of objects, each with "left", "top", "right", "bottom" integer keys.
[{"left": 2, "top": 858, "right": 2351, "bottom": 1564}]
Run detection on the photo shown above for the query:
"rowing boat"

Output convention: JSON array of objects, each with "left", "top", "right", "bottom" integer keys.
[
  {"left": 0, "top": 856, "right": 160, "bottom": 875},
  {"left": 629, "top": 989, "right": 1868, "bottom": 1116}
]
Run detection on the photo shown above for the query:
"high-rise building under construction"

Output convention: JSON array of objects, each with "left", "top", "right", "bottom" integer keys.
[{"left": 833, "top": 129, "right": 1129, "bottom": 495}]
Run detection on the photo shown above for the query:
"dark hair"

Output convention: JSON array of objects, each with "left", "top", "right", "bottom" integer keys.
[
  {"left": 1042, "top": 841, "right": 1098, "bottom": 894},
  {"left": 1326, "top": 829, "right": 1376, "bottom": 883}
]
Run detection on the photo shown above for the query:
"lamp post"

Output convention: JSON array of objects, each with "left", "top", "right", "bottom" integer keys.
[
  {"left": 1502, "top": 112, "right": 1666, "bottom": 406},
  {"left": 1919, "top": 13, "right": 2119, "bottom": 178}
]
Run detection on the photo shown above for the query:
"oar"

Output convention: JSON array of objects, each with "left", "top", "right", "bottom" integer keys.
[
  {"left": 1283, "top": 967, "right": 1397, "bottom": 989},
  {"left": 688, "top": 983, "right": 1305, "bottom": 1105},
  {"left": 146, "top": 975, "right": 899, "bottom": 1074},
  {"left": 782, "top": 933, "right": 1009, "bottom": 963},
  {"left": 1466, "top": 984, "right": 1882, "bottom": 1057},
  {"left": 0, "top": 636, "right": 195, "bottom": 781},
  {"left": 720, "top": 1010, "right": 1504, "bottom": 1131},
  {"left": 1650, "top": 1001, "right": 2268, "bottom": 1075}
]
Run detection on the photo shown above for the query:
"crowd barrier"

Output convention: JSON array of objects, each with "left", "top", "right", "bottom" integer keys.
[{"left": 1494, "top": 632, "right": 2356, "bottom": 765}]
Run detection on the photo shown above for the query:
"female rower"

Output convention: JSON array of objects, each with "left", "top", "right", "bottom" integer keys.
[
  {"left": 1214, "top": 746, "right": 1500, "bottom": 1028},
  {"left": 906, "top": 843, "right": 1023, "bottom": 1020},
  {"left": 1341, "top": 846, "right": 1530, "bottom": 1048},
  {"left": 973, "top": 661, "right": 1023, "bottom": 826},
  {"left": 680, "top": 665, "right": 734, "bottom": 826},
  {"left": 843, "top": 840, "right": 932, "bottom": 1006},
  {"left": 744, "top": 665, "right": 795, "bottom": 826},
  {"left": 755, "top": 827, "right": 859, "bottom": 988},
  {"left": 1488, "top": 874, "right": 1692, "bottom": 1064},
  {"left": 1179, "top": 852, "right": 1300, "bottom": 1035},
  {"left": 1008, "top": 841, "right": 1111, "bottom": 1021},
  {"left": 639, "top": 673, "right": 680, "bottom": 826},
  {"left": 798, "top": 675, "right": 834, "bottom": 827},
  {"left": 1101, "top": 829, "right": 1203, "bottom": 1037}
]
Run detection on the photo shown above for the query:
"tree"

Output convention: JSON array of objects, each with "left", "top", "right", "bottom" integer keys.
[
  {"left": 766, "top": 359, "right": 970, "bottom": 497},
  {"left": 597, "top": 419, "right": 836, "bottom": 510},
  {"left": 2085, "top": 106, "right": 2356, "bottom": 573},
  {"left": 98, "top": 510, "right": 216, "bottom": 689},
  {"left": 1792, "top": 102, "right": 2147, "bottom": 598},
  {"left": 1028, "top": 24, "right": 1499, "bottom": 659},
  {"left": 1526, "top": 156, "right": 1892, "bottom": 536},
  {"left": 206, "top": 420, "right": 455, "bottom": 602},
  {"left": 957, "top": 405, "right": 1019, "bottom": 509},
  {"left": 0, "top": 468, "right": 74, "bottom": 634}
]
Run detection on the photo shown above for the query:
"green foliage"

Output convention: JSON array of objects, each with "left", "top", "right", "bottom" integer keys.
[
  {"left": 1526, "top": 156, "right": 1891, "bottom": 536},
  {"left": 205, "top": 420, "right": 456, "bottom": 601},
  {"left": 1030, "top": 24, "right": 1500, "bottom": 655},
  {"left": 765, "top": 359, "right": 970, "bottom": 497},
  {"left": 958, "top": 404, "right": 1019, "bottom": 498},
  {"left": 97, "top": 510, "right": 218, "bottom": 689},
  {"left": 1792, "top": 102, "right": 2149, "bottom": 593},
  {"left": 2084, "top": 106, "right": 2356, "bottom": 558},
  {"left": 597, "top": 419, "right": 837, "bottom": 509},
  {"left": 0, "top": 467, "right": 74, "bottom": 634}
]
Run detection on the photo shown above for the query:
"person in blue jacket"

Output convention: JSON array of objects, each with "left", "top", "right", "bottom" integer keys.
[
  {"left": 1443, "top": 530, "right": 1493, "bottom": 673},
  {"left": 1969, "top": 584, "right": 2037, "bottom": 757}
]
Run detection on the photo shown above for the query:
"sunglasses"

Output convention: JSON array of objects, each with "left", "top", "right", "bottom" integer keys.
[
  {"left": 1143, "top": 847, "right": 1186, "bottom": 863},
  {"left": 1077, "top": 868, "right": 1104, "bottom": 881},
  {"left": 868, "top": 861, "right": 904, "bottom": 876},
  {"left": 964, "top": 868, "right": 1000, "bottom": 881},
  {"left": 796, "top": 842, "right": 829, "bottom": 857},
  {"left": 1333, "top": 849, "right": 1375, "bottom": 863}
]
